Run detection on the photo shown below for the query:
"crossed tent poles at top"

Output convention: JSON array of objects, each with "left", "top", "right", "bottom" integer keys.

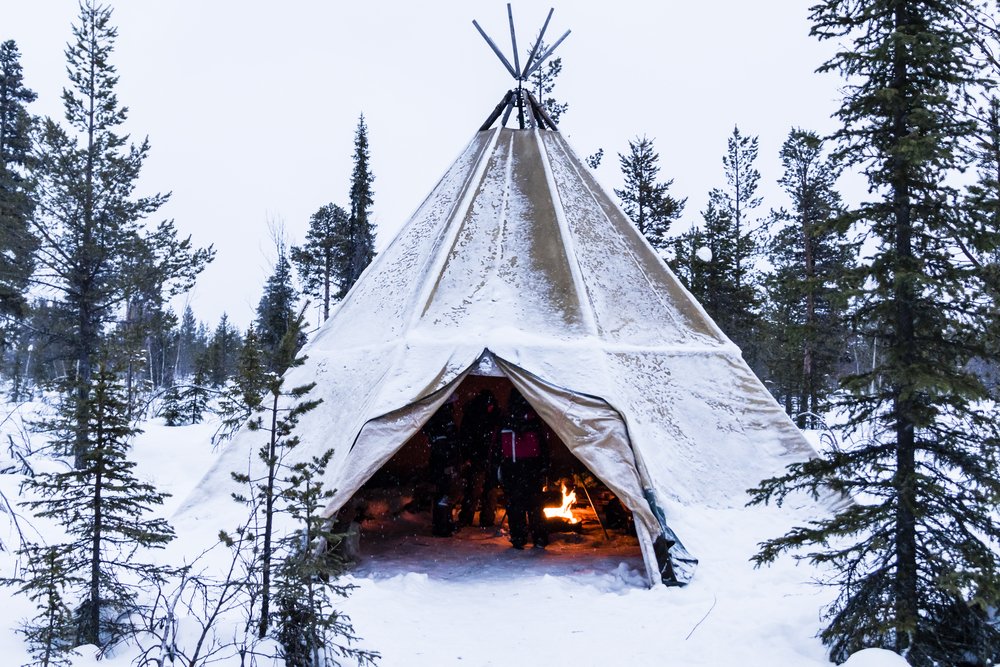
[{"left": 472, "top": 4, "right": 571, "bottom": 131}]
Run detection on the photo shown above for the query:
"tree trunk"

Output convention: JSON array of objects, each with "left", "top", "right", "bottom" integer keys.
[
  {"left": 258, "top": 389, "right": 279, "bottom": 638},
  {"left": 74, "top": 300, "right": 96, "bottom": 466},
  {"left": 88, "top": 443, "right": 103, "bottom": 646},
  {"left": 891, "top": 1, "right": 919, "bottom": 652},
  {"left": 75, "top": 14, "right": 99, "bottom": 469},
  {"left": 802, "top": 198, "right": 817, "bottom": 429},
  {"left": 323, "top": 255, "right": 331, "bottom": 321}
]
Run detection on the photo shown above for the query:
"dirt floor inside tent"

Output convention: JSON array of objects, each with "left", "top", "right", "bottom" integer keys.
[{"left": 348, "top": 504, "right": 646, "bottom": 582}]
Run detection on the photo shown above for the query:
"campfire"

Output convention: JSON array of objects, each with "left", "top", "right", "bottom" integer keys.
[{"left": 543, "top": 483, "right": 580, "bottom": 530}]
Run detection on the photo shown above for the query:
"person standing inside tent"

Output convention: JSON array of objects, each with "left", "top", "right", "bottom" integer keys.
[
  {"left": 424, "top": 395, "right": 461, "bottom": 537},
  {"left": 499, "top": 388, "right": 550, "bottom": 550},
  {"left": 458, "top": 389, "right": 502, "bottom": 527}
]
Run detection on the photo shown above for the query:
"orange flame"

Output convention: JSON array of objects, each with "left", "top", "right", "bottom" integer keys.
[{"left": 543, "top": 483, "right": 579, "bottom": 524}]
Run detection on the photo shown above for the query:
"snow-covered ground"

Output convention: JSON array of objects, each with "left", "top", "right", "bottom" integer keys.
[{"left": 0, "top": 400, "right": 907, "bottom": 666}]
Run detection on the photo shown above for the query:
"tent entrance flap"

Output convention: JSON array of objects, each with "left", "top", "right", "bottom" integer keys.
[
  {"left": 493, "top": 356, "right": 697, "bottom": 585},
  {"left": 328, "top": 352, "right": 696, "bottom": 587},
  {"left": 336, "top": 371, "right": 648, "bottom": 581}
]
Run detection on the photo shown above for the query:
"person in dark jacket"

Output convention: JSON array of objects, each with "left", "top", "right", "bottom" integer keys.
[
  {"left": 499, "top": 388, "right": 549, "bottom": 549},
  {"left": 458, "top": 389, "right": 502, "bottom": 527},
  {"left": 423, "top": 397, "right": 461, "bottom": 537}
]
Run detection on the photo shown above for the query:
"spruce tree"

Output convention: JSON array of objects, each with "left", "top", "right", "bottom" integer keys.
[
  {"left": 273, "top": 449, "right": 377, "bottom": 667},
  {"left": 162, "top": 372, "right": 209, "bottom": 427},
  {"left": 231, "top": 311, "right": 321, "bottom": 639},
  {"left": 614, "top": 136, "right": 686, "bottom": 253},
  {"left": 118, "top": 222, "right": 213, "bottom": 391},
  {"left": 525, "top": 37, "right": 568, "bottom": 124},
  {"left": 763, "top": 129, "right": 856, "bottom": 426},
  {"left": 585, "top": 148, "right": 604, "bottom": 170},
  {"left": 672, "top": 127, "right": 763, "bottom": 370},
  {"left": 180, "top": 364, "right": 210, "bottom": 425},
  {"left": 342, "top": 115, "right": 375, "bottom": 298},
  {"left": 291, "top": 203, "right": 349, "bottom": 322},
  {"left": 256, "top": 242, "right": 300, "bottom": 365},
  {"left": 174, "top": 304, "right": 205, "bottom": 379},
  {"left": 669, "top": 224, "right": 709, "bottom": 295},
  {"left": 18, "top": 299, "right": 75, "bottom": 386},
  {"left": 160, "top": 384, "right": 185, "bottom": 426},
  {"left": 966, "top": 95, "right": 1000, "bottom": 382},
  {"left": 215, "top": 325, "right": 268, "bottom": 442},
  {"left": 0, "top": 40, "right": 39, "bottom": 338},
  {"left": 204, "top": 314, "right": 241, "bottom": 386},
  {"left": 24, "top": 358, "right": 175, "bottom": 647},
  {"left": 968, "top": 97, "right": 1000, "bottom": 239},
  {"left": 31, "top": 2, "right": 210, "bottom": 466},
  {"left": 750, "top": 2, "right": 1000, "bottom": 664},
  {"left": 4, "top": 544, "right": 77, "bottom": 667}
]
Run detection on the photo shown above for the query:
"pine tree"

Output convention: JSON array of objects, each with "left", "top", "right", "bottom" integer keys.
[
  {"left": 180, "top": 364, "right": 210, "bottom": 425},
  {"left": 763, "top": 129, "right": 856, "bottom": 426},
  {"left": 174, "top": 304, "right": 205, "bottom": 380},
  {"left": 614, "top": 136, "right": 686, "bottom": 252},
  {"left": 750, "top": 2, "right": 1000, "bottom": 664},
  {"left": 18, "top": 299, "right": 75, "bottom": 386},
  {"left": 291, "top": 203, "right": 349, "bottom": 322},
  {"left": 24, "top": 358, "right": 175, "bottom": 647},
  {"left": 159, "top": 384, "right": 185, "bottom": 426},
  {"left": 117, "top": 222, "right": 213, "bottom": 392},
  {"left": 215, "top": 325, "right": 268, "bottom": 441},
  {"left": 231, "top": 311, "right": 321, "bottom": 639},
  {"left": 0, "top": 40, "right": 39, "bottom": 339},
  {"left": 669, "top": 224, "right": 709, "bottom": 295},
  {"left": 256, "top": 242, "right": 299, "bottom": 366},
  {"left": 273, "top": 449, "right": 377, "bottom": 667},
  {"left": 31, "top": 2, "right": 210, "bottom": 466},
  {"left": 3, "top": 544, "right": 77, "bottom": 667},
  {"left": 966, "top": 95, "right": 1000, "bottom": 383},
  {"left": 585, "top": 148, "right": 603, "bottom": 170},
  {"left": 713, "top": 125, "right": 763, "bottom": 308},
  {"left": 525, "top": 37, "right": 568, "bottom": 125},
  {"left": 342, "top": 115, "right": 375, "bottom": 298},
  {"left": 204, "top": 314, "right": 241, "bottom": 386},
  {"left": 672, "top": 126, "right": 763, "bottom": 369},
  {"left": 968, "top": 97, "right": 1000, "bottom": 240},
  {"left": 162, "top": 370, "right": 209, "bottom": 427}
]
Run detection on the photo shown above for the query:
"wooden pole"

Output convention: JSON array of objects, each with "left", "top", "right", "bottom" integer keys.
[
  {"left": 472, "top": 20, "right": 518, "bottom": 79},
  {"left": 521, "top": 8, "right": 554, "bottom": 79},
  {"left": 526, "top": 91, "right": 558, "bottom": 130},
  {"left": 507, "top": 4, "right": 521, "bottom": 77},
  {"left": 576, "top": 476, "right": 610, "bottom": 541},
  {"left": 523, "top": 29, "right": 571, "bottom": 80},
  {"left": 479, "top": 90, "right": 515, "bottom": 132}
]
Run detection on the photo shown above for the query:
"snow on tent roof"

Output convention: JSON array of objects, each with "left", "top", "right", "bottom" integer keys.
[{"left": 178, "top": 126, "right": 819, "bottom": 587}]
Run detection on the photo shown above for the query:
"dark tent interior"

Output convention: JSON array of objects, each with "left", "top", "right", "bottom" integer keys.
[{"left": 336, "top": 374, "right": 645, "bottom": 579}]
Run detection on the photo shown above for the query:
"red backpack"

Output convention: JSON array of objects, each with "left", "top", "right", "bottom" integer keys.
[{"left": 500, "top": 429, "right": 541, "bottom": 461}]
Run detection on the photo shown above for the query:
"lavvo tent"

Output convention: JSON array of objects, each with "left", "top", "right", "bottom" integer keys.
[{"left": 180, "top": 108, "right": 820, "bottom": 587}]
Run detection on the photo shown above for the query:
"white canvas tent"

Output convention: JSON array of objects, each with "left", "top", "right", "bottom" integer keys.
[{"left": 181, "top": 125, "right": 818, "bottom": 587}]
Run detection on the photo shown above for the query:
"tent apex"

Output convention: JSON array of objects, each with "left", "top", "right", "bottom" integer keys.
[{"left": 473, "top": 5, "right": 569, "bottom": 131}]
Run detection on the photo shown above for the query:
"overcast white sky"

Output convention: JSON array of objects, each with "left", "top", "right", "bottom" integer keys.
[{"left": 7, "top": 1, "right": 849, "bottom": 329}]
